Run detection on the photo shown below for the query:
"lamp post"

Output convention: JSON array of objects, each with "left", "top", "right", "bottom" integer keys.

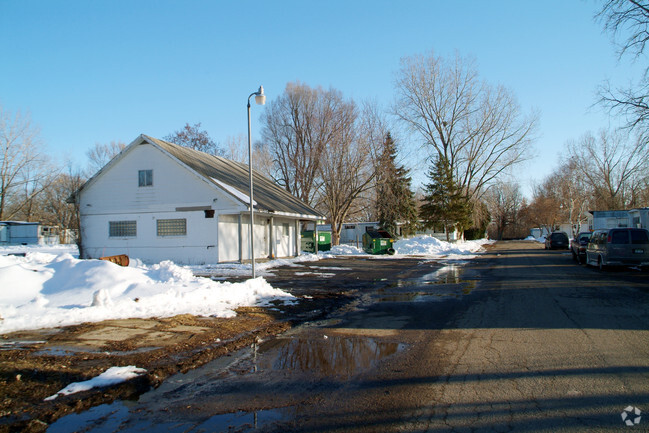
[{"left": 247, "top": 85, "right": 266, "bottom": 278}]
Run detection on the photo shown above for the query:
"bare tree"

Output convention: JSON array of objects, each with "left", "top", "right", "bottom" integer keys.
[
  {"left": 393, "top": 51, "right": 538, "bottom": 201},
  {"left": 0, "top": 104, "right": 54, "bottom": 220},
  {"left": 597, "top": 1, "right": 649, "bottom": 136},
  {"left": 224, "top": 134, "right": 274, "bottom": 177},
  {"left": 164, "top": 122, "right": 222, "bottom": 156},
  {"left": 485, "top": 181, "right": 524, "bottom": 240},
  {"left": 260, "top": 82, "right": 344, "bottom": 206},
  {"left": 260, "top": 83, "right": 384, "bottom": 244},
  {"left": 86, "top": 140, "right": 126, "bottom": 174},
  {"left": 224, "top": 134, "right": 248, "bottom": 164},
  {"left": 319, "top": 101, "right": 378, "bottom": 245},
  {"left": 525, "top": 188, "right": 563, "bottom": 236},
  {"left": 550, "top": 157, "right": 591, "bottom": 236},
  {"left": 40, "top": 166, "right": 85, "bottom": 236},
  {"left": 569, "top": 129, "right": 648, "bottom": 209}
]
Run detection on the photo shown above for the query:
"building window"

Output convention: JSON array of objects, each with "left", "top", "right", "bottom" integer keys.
[
  {"left": 204, "top": 209, "right": 215, "bottom": 218},
  {"left": 157, "top": 218, "right": 187, "bottom": 236},
  {"left": 138, "top": 170, "right": 153, "bottom": 187},
  {"left": 282, "top": 223, "right": 289, "bottom": 236},
  {"left": 109, "top": 221, "right": 137, "bottom": 237}
]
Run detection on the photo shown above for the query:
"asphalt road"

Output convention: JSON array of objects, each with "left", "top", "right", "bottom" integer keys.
[{"left": 48, "top": 241, "right": 649, "bottom": 433}]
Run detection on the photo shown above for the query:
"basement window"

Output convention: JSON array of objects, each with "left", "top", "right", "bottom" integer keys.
[
  {"left": 157, "top": 218, "right": 187, "bottom": 236},
  {"left": 138, "top": 169, "right": 153, "bottom": 187},
  {"left": 109, "top": 221, "right": 137, "bottom": 237}
]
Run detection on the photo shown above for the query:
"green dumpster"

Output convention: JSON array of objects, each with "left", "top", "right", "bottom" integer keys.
[
  {"left": 301, "top": 230, "right": 332, "bottom": 253},
  {"left": 362, "top": 229, "right": 395, "bottom": 255}
]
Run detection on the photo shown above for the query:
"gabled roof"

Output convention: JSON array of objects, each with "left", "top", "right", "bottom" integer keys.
[{"left": 77, "top": 134, "right": 321, "bottom": 219}]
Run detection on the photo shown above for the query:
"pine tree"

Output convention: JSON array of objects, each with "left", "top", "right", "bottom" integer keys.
[
  {"left": 375, "top": 133, "right": 418, "bottom": 237},
  {"left": 420, "top": 154, "right": 471, "bottom": 241}
]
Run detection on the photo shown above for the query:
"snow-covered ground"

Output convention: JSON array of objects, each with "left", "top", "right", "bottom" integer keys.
[{"left": 0, "top": 236, "right": 491, "bottom": 335}]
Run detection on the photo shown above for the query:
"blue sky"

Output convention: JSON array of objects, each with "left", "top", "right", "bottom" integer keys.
[{"left": 0, "top": 0, "right": 639, "bottom": 196}]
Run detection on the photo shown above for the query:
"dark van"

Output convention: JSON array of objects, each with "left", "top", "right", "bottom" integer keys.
[{"left": 586, "top": 228, "right": 649, "bottom": 271}]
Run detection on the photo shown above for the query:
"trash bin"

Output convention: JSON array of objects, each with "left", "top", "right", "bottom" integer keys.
[
  {"left": 362, "top": 229, "right": 395, "bottom": 255},
  {"left": 301, "top": 230, "right": 332, "bottom": 253}
]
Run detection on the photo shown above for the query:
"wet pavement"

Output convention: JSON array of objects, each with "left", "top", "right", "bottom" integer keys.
[{"left": 46, "top": 257, "right": 477, "bottom": 432}]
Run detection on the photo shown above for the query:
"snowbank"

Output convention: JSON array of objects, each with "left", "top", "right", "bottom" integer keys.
[
  {"left": 321, "top": 236, "right": 492, "bottom": 258},
  {"left": 0, "top": 252, "right": 295, "bottom": 334},
  {"left": 524, "top": 235, "right": 546, "bottom": 243},
  {"left": 189, "top": 253, "right": 320, "bottom": 278},
  {"left": 394, "top": 235, "right": 492, "bottom": 257},
  {"left": 322, "top": 244, "right": 365, "bottom": 256}
]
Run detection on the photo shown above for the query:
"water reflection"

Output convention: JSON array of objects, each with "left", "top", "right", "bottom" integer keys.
[
  {"left": 421, "top": 264, "right": 463, "bottom": 283},
  {"left": 259, "top": 335, "right": 403, "bottom": 379}
]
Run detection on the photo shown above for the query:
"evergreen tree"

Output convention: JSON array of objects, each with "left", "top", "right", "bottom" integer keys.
[
  {"left": 375, "top": 133, "right": 418, "bottom": 237},
  {"left": 420, "top": 154, "right": 471, "bottom": 241}
]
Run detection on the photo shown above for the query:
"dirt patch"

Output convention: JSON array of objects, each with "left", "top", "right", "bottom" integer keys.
[{"left": 0, "top": 309, "right": 295, "bottom": 433}]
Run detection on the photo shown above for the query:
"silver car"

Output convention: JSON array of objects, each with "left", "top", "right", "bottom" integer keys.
[{"left": 586, "top": 228, "right": 649, "bottom": 271}]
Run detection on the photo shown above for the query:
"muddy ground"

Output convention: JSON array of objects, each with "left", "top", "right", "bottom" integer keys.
[{"left": 0, "top": 256, "right": 433, "bottom": 433}]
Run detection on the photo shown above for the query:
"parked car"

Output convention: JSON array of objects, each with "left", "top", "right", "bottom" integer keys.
[
  {"left": 586, "top": 228, "right": 649, "bottom": 271},
  {"left": 545, "top": 231, "right": 569, "bottom": 250},
  {"left": 570, "top": 232, "right": 592, "bottom": 264}
]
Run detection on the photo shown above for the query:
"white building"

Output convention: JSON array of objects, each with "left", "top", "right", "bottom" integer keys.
[
  {"left": 72, "top": 135, "right": 322, "bottom": 265},
  {"left": 589, "top": 209, "right": 649, "bottom": 231},
  {"left": 0, "top": 221, "right": 60, "bottom": 245}
]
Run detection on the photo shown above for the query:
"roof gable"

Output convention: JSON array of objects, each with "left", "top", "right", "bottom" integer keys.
[{"left": 143, "top": 135, "right": 321, "bottom": 218}]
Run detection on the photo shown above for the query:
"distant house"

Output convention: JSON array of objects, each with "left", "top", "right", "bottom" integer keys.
[
  {"left": 587, "top": 208, "right": 649, "bottom": 231},
  {"left": 0, "top": 221, "right": 60, "bottom": 246},
  {"left": 72, "top": 134, "right": 322, "bottom": 265}
]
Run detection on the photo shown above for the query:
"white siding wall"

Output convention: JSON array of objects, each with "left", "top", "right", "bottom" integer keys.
[{"left": 80, "top": 143, "right": 245, "bottom": 264}]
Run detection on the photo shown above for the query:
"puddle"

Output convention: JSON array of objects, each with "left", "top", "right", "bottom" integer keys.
[
  {"left": 256, "top": 334, "right": 404, "bottom": 378},
  {"left": 47, "top": 401, "right": 290, "bottom": 433},
  {"left": 381, "top": 263, "right": 476, "bottom": 303},
  {"left": 192, "top": 407, "right": 290, "bottom": 432},
  {"left": 421, "top": 264, "right": 463, "bottom": 283}
]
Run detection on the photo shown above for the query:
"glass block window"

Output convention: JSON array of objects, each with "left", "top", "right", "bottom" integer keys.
[
  {"left": 138, "top": 169, "right": 153, "bottom": 187},
  {"left": 109, "top": 221, "right": 137, "bottom": 237},
  {"left": 157, "top": 219, "right": 187, "bottom": 236}
]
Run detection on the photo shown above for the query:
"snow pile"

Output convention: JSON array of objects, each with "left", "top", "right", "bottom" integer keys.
[
  {"left": 394, "top": 235, "right": 492, "bottom": 257},
  {"left": 0, "top": 252, "right": 295, "bottom": 334},
  {"left": 524, "top": 235, "right": 546, "bottom": 243},
  {"left": 189, "top": 253, "right": 320, "bottom": 278},
  {"left": 322, "top": 244, "right": 365, "bottom": 256},
  {"left": 45, "top": 366, "right": 146, "bottom": 401}
]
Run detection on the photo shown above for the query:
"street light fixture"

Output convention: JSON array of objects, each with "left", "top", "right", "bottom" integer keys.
[{"left": 247, "top": 85, "right": 265, "bottom": 278}]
